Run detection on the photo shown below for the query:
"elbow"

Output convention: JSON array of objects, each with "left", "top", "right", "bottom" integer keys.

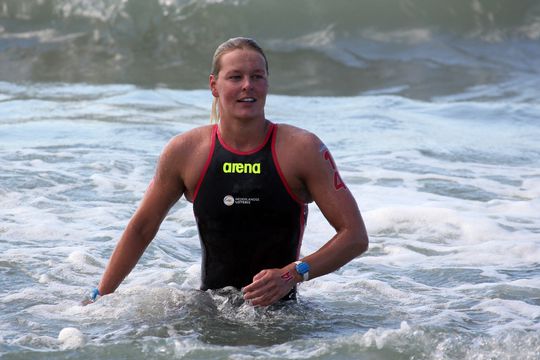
[
  {"left": 361, "top": 234, "right": 369, "bottom": 254},
  {"left": 126, "top": 216, "right": 159, "bottom": 246},
  {"left": 351, "top": 227, "right": 369, "bottom": 257}
]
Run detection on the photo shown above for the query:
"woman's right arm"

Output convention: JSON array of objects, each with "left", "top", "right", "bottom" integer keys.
[{"left": 95, "top": 138, "right": 185, "bottom": 296}]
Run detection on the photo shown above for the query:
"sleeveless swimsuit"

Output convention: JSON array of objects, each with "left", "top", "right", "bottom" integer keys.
[{"left": 192, "top": 123, "right": 308, "bottom": 295}]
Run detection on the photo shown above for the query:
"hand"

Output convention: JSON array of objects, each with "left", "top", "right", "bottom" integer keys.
[
  {"left": 81, "top": 298, "right": 94, "bottom": 306},
  {"left": 242, "top": 268, "right": 296, "bottom": 306},
  {"left": 81, "top": 287, "right": 101, "bottom": 306}
]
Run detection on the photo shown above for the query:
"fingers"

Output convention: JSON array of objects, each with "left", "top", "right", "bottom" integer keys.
[
  {"left": 251, "top": 270, "right": 267, "bottom": 282},
  {"left": 242, "top": 271, "right": 271, "bottom": 304},
  {"left": 242, "top": 269, "right": 295, "bottom": 306}
]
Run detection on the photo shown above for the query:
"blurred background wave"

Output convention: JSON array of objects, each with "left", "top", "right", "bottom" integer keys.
[{"left": 1, "top": 0, "right": 539, "bottom": 98}]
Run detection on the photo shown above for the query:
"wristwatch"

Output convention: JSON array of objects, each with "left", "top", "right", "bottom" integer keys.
[
  {"left": 90, "top": 287, "right": 101, "bottom": 302},
  {"left": 294, "top": 260, "right": 310, "bottom": 282}
]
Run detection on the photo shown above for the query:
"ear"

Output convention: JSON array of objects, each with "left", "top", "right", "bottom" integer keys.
[{"left": 209, "top": 74, "right": 219, "bottom": 98}]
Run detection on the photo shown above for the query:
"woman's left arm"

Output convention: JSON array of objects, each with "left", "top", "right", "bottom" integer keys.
[
  {"left": 242, "top": 132, "right": 368, "bottom": 306},
  {"left": 296, "top": 135, "right": 369, "bottom": 280}
]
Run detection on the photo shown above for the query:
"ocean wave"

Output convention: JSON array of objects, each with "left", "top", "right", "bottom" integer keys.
[
  {"left": 2, "top": 0, "right": 539, "bottom": 37},
  {"left": 1, "top": 0, "right": 539, "bottom": 97}
]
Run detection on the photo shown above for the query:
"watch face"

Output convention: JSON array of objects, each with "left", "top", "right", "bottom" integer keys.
[{"left": 296, "top": 262, "right": 309, "bottom": 274}]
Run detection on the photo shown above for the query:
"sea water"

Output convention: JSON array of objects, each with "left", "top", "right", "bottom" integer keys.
[
  {"left": 1, "top": 83, "right": 539, "bottom": 359},
  {"left": 1, "top": 1, "right": 540, "bottom": 359}
]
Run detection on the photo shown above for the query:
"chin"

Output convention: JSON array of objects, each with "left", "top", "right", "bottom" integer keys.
[{"left": 236, "top": 112, "right": 264, "bottom": 121}]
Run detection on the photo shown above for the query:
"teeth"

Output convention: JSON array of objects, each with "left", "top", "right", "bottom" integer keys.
[{"left": 238, "top": 98, "right": 256, "bottom": 102}]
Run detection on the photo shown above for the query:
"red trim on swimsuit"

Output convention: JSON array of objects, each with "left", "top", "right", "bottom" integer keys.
[
  {"left": 216, "top": 122, "right": 275, "bottom": 156},
  {"left": 192, "top": 125, "right": 217, "bottom": 202}
]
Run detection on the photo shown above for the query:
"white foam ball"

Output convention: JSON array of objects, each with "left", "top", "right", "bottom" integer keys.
[{"left": 58, "top": 327, "right": 87, "bottom": 349}]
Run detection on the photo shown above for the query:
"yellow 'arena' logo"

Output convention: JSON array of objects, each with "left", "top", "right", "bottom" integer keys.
[{"left": 222, "top": 162, "right": 261, "bottom": 174}]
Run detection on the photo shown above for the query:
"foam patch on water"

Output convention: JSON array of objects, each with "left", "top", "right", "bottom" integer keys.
[
  {"left": 1, "top": 287, "right": 57, "bottom": 304},
  {"left": 27, "top": 286, "right": 212, "bottom": 325},
  {"left": 67, "top": 250, "right": 103, "bottom": 269},
  {"left": 473, "top": 299, "right": 540, "bottom": 326},
  {"left": 461, "top": 331, "right": 540, "bottom": 360},
  {"left": 357, "top": 203, "right": 540, "bottom": 269},
  {"left": 238, "top": 322, "right": 425, "bottom": 359},
  {"left": 364, "top": 206, "right": 494, "bottom": 243},
  {"left": 11, "top": 333, "right": 59, "bottom": 349},
  {"left": 359, "top": 321, "right": 416, "bottom": 350}
]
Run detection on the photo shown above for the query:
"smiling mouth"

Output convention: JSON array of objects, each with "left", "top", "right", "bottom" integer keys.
[{"left": 237, "top": 97, "right": 256, "bottom": 103}]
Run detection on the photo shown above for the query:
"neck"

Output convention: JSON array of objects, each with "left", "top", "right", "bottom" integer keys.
[{"left": 218, "top": 118, "right": 270, "bottom": 152}]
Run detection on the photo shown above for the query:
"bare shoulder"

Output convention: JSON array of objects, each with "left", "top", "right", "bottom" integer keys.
[
  {"left": 275, "top": 123, "right": 323, "bottom": 155},
  {"left": 278, "top": 124, "right": 322, "bottom": 148},
  {"left": 273, "top": 123, "right": 328, "bottom": 203},
  {"left": 158, "top": 124, "right": 214, "bottom": 198},
  {"left": 157, "top": 125, "right": 213, "bottom": 172},
  {"left": 164, "top": 125, "right": 214, "bottom": 157}
]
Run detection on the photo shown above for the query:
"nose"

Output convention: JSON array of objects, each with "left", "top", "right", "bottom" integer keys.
[{"left": 242, "top": 76, "right": 253, "bottom": 91}]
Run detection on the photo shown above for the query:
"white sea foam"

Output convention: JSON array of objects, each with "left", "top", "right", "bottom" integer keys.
[
  {"left": 11, "top": 334, "right": 59, "bottom": 349},
  {"left": 25, "top": 286, "right": 205, "bottom": 324},
  {"left": 1, "top": 287, "right": 56, "bottom": 304},
  {"left": 473, "top": 299, "right": 540, "bottom": 322},
  {"left": 359, "top": 321, "right": 414, "bottom": 350}
]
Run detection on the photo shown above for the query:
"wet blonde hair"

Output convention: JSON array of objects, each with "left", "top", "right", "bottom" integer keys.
[{"left": 210, "top": 37, "right": 269, "bottom": 123}]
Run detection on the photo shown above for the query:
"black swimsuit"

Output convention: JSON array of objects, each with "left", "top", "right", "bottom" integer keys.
[{"left": 193, "top": 123, "right": 308, "bottom": 293}]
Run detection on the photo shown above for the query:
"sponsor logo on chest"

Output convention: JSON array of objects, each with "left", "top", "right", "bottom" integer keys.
[
  {"left": 222, "top": 162, "right": 261, "bottom": 174},
  {"left": 223, "top": 195, "right": 260, "bottom": 206}
]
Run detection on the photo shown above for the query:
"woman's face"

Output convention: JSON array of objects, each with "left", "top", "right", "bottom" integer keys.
[{"left": 210, "top": 49, "right": 268, "bottom": 122}]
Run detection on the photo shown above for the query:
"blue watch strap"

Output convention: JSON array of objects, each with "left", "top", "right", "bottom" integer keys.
[
  {"left": 90, "top": 287, "right": 101, "bottom": 302},
  {"left": 295, "top": 261, "right": 310, "bottom": 281}
]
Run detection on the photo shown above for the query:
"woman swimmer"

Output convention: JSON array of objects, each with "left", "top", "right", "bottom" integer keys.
[{"left": 88, "top": 37, "right": 368, "bottom": 307}]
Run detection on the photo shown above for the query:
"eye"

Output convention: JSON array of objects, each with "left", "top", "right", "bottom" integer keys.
[{"left": 228, "top": 75, "right": 242, "bottom": 81}]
